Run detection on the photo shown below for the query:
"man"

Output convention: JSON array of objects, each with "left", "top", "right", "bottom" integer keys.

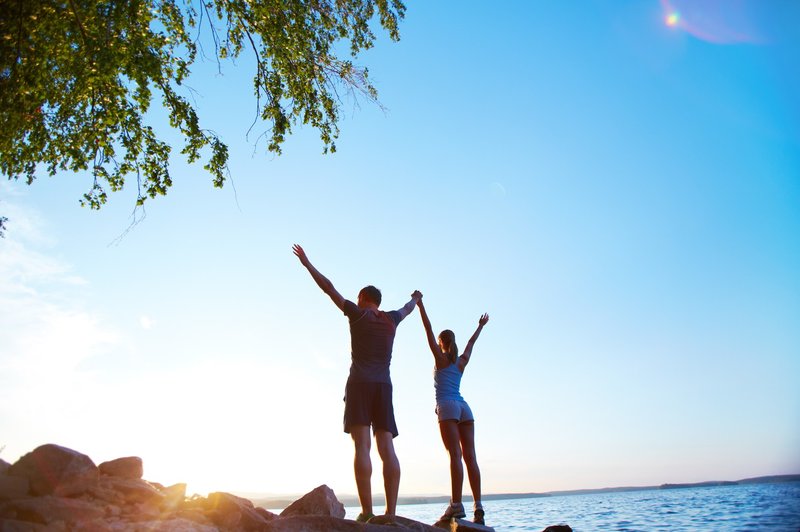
[{"left": 292, "top": 244, "right": 420, "bottom": 522}]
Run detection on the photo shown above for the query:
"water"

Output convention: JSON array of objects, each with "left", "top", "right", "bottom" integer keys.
[{"left": 346, "top": 482, "right": 800, "bottom": 531}]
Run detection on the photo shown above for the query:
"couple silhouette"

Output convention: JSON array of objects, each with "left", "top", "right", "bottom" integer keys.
[{"left": 293, "top": 244, "right": 489, "bottom": 525}]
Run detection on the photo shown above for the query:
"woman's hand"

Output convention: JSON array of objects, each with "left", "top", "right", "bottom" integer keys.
[{"left": 479, "top": 313, "right": 489, "bottom": 327}]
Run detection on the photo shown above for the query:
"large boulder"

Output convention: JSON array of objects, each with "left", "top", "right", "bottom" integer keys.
[
  {"left": 98, "top": 456, "right": 143, "bottom": 479},
  {"left": 433, "top": 517, "right": 495, "bottom": 531},
  {"left": 96, "top": 476, "right": 164, "bottom": 505},
  {"left": 0, "top": 519, "right": 51, "bottom": 531},
  {"left": 279, "top": 484, "right": 345, "bottom": 519},
  {"left": 0, "top": 475, "right": 29, "bottom": 501},
  {"left": 125, "top": 517, "right": 219, "bottom": 531},
  {"left": 0, "top": 495, "right": 105, "bottom": 526},
  {"left": 371, "top": 514, "right": 440, "bottom": 530},
  {"left": 199, "top": 491, "right": 278, "bottom": 530},
  {"left": 7, "top": 444, "right": 99, "bottom": 497},
  {"left": 158, "top": 482, "right": 187, "bottom": 512},
  {"left": 265, "top": 515, "right": 438, "bottom": 531}
]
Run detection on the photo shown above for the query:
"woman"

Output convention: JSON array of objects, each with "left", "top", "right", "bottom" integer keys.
[{"left": 416, "top": 294, "right": 489, "bottom": 525}]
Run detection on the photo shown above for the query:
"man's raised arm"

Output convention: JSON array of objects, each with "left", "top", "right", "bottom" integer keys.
[
  {"left": 292, "top": 244, "right": 345, "bottom": 310},
  {"left": 397, "top": 290, "right": 422, "bottom": 320}
]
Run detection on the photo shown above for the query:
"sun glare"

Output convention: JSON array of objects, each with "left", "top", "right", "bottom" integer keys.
[{"left": 666, "top": 12, "right": 680, "bottom": 27}]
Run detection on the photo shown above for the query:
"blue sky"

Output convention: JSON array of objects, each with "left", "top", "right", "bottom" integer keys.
[{"left": 1, "top": 0, "right": 798, "bottom": 501}]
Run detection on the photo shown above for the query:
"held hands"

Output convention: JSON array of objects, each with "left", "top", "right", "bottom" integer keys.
[
  {"left": 411, "top": 290, "right": 423, "bottom": 301},
  {"left": 479, "top": 313, "right": 489, "bottom": 327}
]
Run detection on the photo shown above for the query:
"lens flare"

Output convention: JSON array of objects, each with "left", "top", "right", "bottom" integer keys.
[
  {"left": 659, "top": 0, "right": 760, "bottom": 44},
  {"left": 665, "top": 12, "right": 680, "bottom": 27}
]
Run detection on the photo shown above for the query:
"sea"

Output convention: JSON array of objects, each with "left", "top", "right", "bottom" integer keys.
[{"left": 345, "top": 482, "right": 800, "bottom": 531}]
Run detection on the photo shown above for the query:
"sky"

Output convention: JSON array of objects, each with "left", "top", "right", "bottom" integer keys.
[{"left": 1, "top": 0, "right": 799, "bottom": 503}]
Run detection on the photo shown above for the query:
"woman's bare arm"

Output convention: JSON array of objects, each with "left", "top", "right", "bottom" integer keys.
[
  {"left": 459, "top": 313, "right": 489, "bottom": 370},
  {"left": 416, "top": 296, "right": 446, "bottom": 365}
]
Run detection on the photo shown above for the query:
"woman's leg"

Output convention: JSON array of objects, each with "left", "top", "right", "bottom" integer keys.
[
  {"left": 439, "top": 420, "right": 464, "bottom": 504},
  {"left": 459, "top": 421, "right": 482, "bottom": 505}
]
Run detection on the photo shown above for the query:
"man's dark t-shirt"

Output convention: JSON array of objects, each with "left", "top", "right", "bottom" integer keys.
[{"left": 343, "top": 300, "right": 403, "bottom": 384}]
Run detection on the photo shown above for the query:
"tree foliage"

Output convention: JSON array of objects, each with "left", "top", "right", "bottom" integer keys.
[{"left": 0, "top": 0, "right": 404, "bottom": 209}]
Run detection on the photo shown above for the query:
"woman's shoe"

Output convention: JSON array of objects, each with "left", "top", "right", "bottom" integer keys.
[
  {"left": 355, "top": 512, "right": 375, "bottom": 523},
  {"left": 439, "top": 502, "right": 466, "bottom": 521}
]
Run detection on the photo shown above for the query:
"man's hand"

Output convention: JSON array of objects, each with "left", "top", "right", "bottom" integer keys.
[
  {"left": 479, "top": 313, "right": 489, "bottom": 327},
  {"left": 292, "top": 244, "right": 310, "bottom": 267},
  {"left": 292, "top": 244, "right": 345, "bottom": 310},
  {"left": 412, "top": 290, "right": 423, "bottom": 300}
]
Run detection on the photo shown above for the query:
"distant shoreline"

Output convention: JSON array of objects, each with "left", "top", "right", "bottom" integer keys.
[{"left": 255, "top": 474, "right": 800, "bottom": 510}]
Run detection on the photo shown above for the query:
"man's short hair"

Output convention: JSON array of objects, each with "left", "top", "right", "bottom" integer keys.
[{"left": 359, "top": 285, "right": 382, "bottom": 306}]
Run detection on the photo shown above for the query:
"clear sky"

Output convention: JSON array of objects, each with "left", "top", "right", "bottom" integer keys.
[{"left": 1, "top": 0, "right": 799, "bottom": 501}]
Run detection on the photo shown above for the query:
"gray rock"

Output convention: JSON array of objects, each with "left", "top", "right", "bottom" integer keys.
[
  {"left": 200, "top": 491, "right": 278, "bottom": 530},
  {"left": 0, "top": 518, "right": 52, "bottom": 531},
  {"left": 265, "top": 514, "right": 437, "bottom": 531},
  {"left": 0, "top": 474, "right": 30, "bottom": 500},
  {"left": 0, "top": 495, "right": 105, "bottom": 525},
  {"left": 99, "top": 456, "right": 144, "bottom": 479},
  {"left": 7, "top": 444, "right": 98, "bottom": 497},
  {"left": 280, "top": 484, "right": 345, "bottom": 519},
  {"left": 96, "top": 476, "right": 165, "bottom": 504},
  {"left": 433, "top": 518, "right": 496, "bottom": 531},
  {"left": 371, "top": 514, "right": 440, "bottom": 530},
  {"left": 122, "top": 517, "right": 219, "bottom": 531},
  {"left": 159, "top": 483, "right": 187, "bottom": 511}
]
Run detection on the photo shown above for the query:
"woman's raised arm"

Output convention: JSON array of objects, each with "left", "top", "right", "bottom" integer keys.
[
  {"left": 460, "top": 313, "right": 489, "bottom": 370},
  {"left": 416, "top": 296, "right": 445, "bottom": 363}
]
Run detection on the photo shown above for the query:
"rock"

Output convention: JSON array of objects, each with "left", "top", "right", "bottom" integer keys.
[
  {"left": 433, "top": 518, "right": 495, "bottom": 531},
  {"left": 0, "top": 495, "right": 105, "bottom": 525},
  {"left": 371, "top": 514, "right": 441, "bottom": 530},
  {"left": 265, "top": 514, "right": 436, "bottom": 531},
  {"left": 0, "top": 443, "right": 523, "bottom": 532},
  {"left": 174, "top": 507, "right": 216, "bottom": 527},
  {"left": 0, "top": 519, "right": 51, "bottom": 531},
  {"left": 542, "top": 526, "right": 572, "bottom": 532},
  {"left": 280, "top": 484, "right": 345, "bottom": 519},
  {"left": 7, "top": 444, "right": 98, "bottom": 497},
  {"left": 67, "top": 517, "right": 115, "bottom": 532},
  {"left": 0, "top": 475, "right": 30, "bottom": 500},
  {"left": 159, "top": 482, "right": 187, "bottom": 511},
  {"left": 98, "top": 456, "right": 143, "bottom": 479},
  {"left": 125, "top": 517, "right": 219, "bottom": 531},
  {"left": 201, "top": 491, "right": 278, "bottom": 530},
  {"left": 96, "top": 476, "right": 165, "bottom": 505}
]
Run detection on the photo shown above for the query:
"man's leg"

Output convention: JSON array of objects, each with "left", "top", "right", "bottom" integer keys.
[
  {"left": 374, "top": 429, "right": 400, "bottom": 516},
  {"left": 351, "top": 425, "right": 373, "bottom": 518}
]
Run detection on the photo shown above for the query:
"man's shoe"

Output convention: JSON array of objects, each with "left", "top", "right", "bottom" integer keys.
[
  {"left": 473, "top": 508, "right": 485, "bottom": 525},
  {"left": 439, "top": 502, "right": 466, "bottom": 521},
  {"left": 355, "top": 512, "right": 375, "bottom": 523}
]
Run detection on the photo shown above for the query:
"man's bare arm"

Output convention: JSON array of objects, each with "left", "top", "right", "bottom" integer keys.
[
  {"left": 292, "top": 244, "right": 345, "bottom": 310},
  {"left": 397, "top": 290, "right": 422, "bottom": 320}
]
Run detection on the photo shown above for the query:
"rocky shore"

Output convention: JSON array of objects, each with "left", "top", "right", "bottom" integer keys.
[{"left": 0, "top": 444, "right": 571, "bottom": 531}]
